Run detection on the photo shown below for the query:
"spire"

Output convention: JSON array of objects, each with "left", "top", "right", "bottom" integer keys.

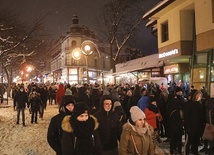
[{"left": 72, "top": 13, "right": 79, "bottom": 25}]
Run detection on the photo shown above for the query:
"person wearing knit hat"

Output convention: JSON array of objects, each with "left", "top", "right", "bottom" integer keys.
[
  {"left": 47, "top": 95, "right": 75, "bottom": 155},
  {"left": 60, "top": 102, "right": 102, "bottom": 155},
  {"left": 130, "top": 106, "right": 146, "bottom": 122},
  {"left": 72, "top": 102, "right": 89, "bottom": 119},
  {"left": 119, "top": 106, "right": 155, "bottom": 155}
]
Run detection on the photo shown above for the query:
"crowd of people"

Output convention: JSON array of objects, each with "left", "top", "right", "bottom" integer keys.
[{"left": 10, "top": 81, "right": 214, "bottom": 155}]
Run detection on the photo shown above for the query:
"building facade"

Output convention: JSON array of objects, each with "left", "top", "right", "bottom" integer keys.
[
  {"left": 143, "top": 0, "right": 214, "bottom": 96},
  {"left": 51, "top": 15, "right": 111, "bottom": 85}
]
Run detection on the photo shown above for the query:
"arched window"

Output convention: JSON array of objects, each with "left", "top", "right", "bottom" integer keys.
[{"left": 72, "top": 40, "right": 76, "bottom": 47}]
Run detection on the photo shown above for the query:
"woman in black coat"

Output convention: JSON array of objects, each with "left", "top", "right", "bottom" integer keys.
[
  {"left": 184, "top": 90, "right": 204, "bottom": 155},
  {"left": 61, "top": 102, "right": 102, "bottom": 155}
]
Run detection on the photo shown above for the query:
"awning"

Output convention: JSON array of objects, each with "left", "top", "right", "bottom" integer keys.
[{"left": 115, "top": 54, "right": 163, "bottom": 75}]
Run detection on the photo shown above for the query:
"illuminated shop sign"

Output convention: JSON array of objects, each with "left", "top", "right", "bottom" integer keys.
[
  {"left": 164, "top": 64, "right": 179, "bottom": 74},
  {"left": 159, "top": 49, "right": 179, "bottom": 58}
]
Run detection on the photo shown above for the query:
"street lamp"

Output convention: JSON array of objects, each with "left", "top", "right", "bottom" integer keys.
[{"left": 72, "top": 40, "right": 101, "bottom": 84}]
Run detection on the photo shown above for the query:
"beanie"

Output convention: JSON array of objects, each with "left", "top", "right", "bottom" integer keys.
[
  {"left": 112, "top": 101, "right": 121, "bottom": 111},
  {"left": 175, "top": 87, "right": 182, "bottom": 93},
  {"left": 73, "top": 102, "right": 89, "bottom": 119},
  {"left": 61, "top": 95, "right": 75, "bottom": 107},
  {"left": 130, "top": 106, "right": 146, "bottom": 122},
  {"left": 149, "top": 96, "right": 156, "bottom": 103},
  {"left": 65, "top": 88, "right": 72, "bottom": 95}
]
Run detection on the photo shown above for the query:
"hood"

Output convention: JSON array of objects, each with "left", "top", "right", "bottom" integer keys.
[{"left": 61, "top": 115, "right": 99, "bottom": 133}]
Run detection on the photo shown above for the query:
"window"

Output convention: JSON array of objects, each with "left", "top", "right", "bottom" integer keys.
[
  {"left": 72, "top": 40, "right": 76, "bottom": 47},
  {"left": 94, "top": 59, "right": 98, "bottom": 68},
  {"left": 161, "top": 21, "right": 169, "bottom": 42},
  {"left": 192, "top": 68, "right": 206, "bottom": 82},
  {"left": 196, "top": 53, "right": 207, "bottom": 64}
]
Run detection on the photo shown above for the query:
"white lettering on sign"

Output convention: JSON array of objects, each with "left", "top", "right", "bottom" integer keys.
[{"left": 159, "top": 49, "right": 179, "bottom": 58}]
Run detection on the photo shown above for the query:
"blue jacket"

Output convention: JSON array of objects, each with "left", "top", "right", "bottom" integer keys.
[{"left": 137, "top": 96, "right": 149, "bottom": 112}]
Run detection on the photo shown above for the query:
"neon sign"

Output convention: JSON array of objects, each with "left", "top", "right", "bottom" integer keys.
[{"left": 159, "top": 49, "right": 179, "bottom": 58}]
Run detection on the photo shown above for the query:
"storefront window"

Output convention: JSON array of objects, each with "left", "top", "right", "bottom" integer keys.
[
  {"left": 196, "top": 53, "right": 207, "bottom": 64},
  {"left": 193, "top": 68, "right": 206, "bottom": 82},
  {"left": 174, "top": 74, "right": 182, "bottom": 85},
  {"left": 211, "top": 66, "right": 214, "bottom": 81}
]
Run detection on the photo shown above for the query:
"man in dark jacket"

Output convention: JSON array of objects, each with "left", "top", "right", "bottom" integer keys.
[
  {"left": 47, "top": 95, "right": 75, "bottom": 155},
  {"left": 94, "top": 95, "right": 119, "bottom": 155},
  {"left": 14, "top": 86, "right": 28, "bottom": 126}
]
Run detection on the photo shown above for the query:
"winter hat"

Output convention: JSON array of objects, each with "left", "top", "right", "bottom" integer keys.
[
  {"left": 130, "top": 106, "right": 146, "bottom": 122},
  {"left": 61, "top": 95, "right": 75, "bottom": 107},
  {"left": 175, "top": 87, "right": 182, "bottom": 93},
  {"left": 73, "top": 102, "right": 89, "bottom": 119},
  {"left": 65, "top": 88, "right": 72, "bottom": 95},
  {"left": 149, "top": 96, "right": 156, "bottom": 103},
  {"left": 112, "top": 101, "right": 122, "bottom": 111}
]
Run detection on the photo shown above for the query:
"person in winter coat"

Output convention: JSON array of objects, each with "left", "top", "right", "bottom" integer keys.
[
  {"left": 14, "top": 86, "right": 28, "bottom": 126},
  {"left": 137, "top": 88, "right": 149, "bottom": 112},
  {"left": 127, "top": 84, "right": 142, "bottom": 118},
  {"left": 145, "top": 96, "right": 163, "bottom": 145},
  {"left": 47, "top": 95, "right": 75, "bottom": 155},
  {"left": 112, "top": 101, "right": 127, "bottom": 141},
  {"left": 38, "top": 85, "right": 49, "bottom": 119},
  {"left": 184, "top": 90, "right": 204, "bottom": 155},
  {"left": 61, "top": 102, "right": 102, "bottom": 155},
  {"left": 56, "top": 84, "right": 65, "bottom": 106},
  {"left": 119, "top": 106, "right": 155, "bottom": 155},
  {"left": 12, "top": 85, "right": 19, "bottom": 111},
  {"left": 94, "top": 95, "right": 119, "bottom": 155},
  {"left": 28, "top": 88, "right": 42, "bottom": 124},
  {"left": 168, "top": 90, "right": 184, "bottom": 155}
]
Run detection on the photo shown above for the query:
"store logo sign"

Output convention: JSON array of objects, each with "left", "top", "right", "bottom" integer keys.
[{"left": 159, "top": 49, "right": 179, "bottom": 58}]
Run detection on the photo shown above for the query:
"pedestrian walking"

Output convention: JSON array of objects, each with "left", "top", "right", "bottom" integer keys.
[
  {"left": 168, "top": 87, "right": 184, "bottom": 155},
  {"left": 28, "top": 88, "right": 42, "bottom": 124},
  {"left": 61, "top": 102, "right": 102, "bottom": 155},
  {"left": 184, "top": 90, "right": 204, "bottom": 155},
  {"left": 137, "top": 87, "right": 149, "bottom": 112},
  {"left": 119, "top": 106, "right": 155, "bottom": 155},
  {"left": 14, "top": 86, "right": 28, "bottom": 126},
  {"left": 94, "top": 95, "right": 119, "bottom": 155},
  {"left": 47, "top": 95, "right": 75, "bottom": 155}
]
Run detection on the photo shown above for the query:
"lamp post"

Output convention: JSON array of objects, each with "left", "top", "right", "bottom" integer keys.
[{"left": 72, "top": 40, "right": 101, "bottom": 84}]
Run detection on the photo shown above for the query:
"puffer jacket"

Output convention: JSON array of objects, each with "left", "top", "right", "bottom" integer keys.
[{"left": 119, "top": 121, "right": 155, "bottom": 155}]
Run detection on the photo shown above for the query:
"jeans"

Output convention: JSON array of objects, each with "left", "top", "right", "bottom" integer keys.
[{"left": 17, "top": 108, "right": 25, "bottom": 124}]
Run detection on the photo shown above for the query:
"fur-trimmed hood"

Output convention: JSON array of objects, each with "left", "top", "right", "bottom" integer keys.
[{"left": 61, "top": 115, "right": 99, "bottom": 133}]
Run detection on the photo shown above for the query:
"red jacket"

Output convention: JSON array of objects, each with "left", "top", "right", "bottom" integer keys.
[
  {"left": 145, "top": 108, "right": 162, "bottom": 129},
  {"left": 56, "top": 84, "right": 65, "bottom": 105}
]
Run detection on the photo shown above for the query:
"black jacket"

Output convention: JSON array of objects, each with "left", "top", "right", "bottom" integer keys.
[
  {"left": 47, "top": 111, "right": 67, "bottom": 155},
  {"left": 94, "top": 105, "right": 119, "bottom": 151},
  {"left": 61, "top": 115, "right": 102, "bottom": 155},
  {"left": 14, "top": 90, "right": 28, "bottom": 109}
]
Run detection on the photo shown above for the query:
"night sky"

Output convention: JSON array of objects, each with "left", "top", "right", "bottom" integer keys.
[{"left": 0, "top": 0, "right": 160, "bottom": 55}]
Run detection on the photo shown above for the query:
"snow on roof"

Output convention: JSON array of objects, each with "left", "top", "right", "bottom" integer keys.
[
  {"left": 115, "top": 54, "right": 163, "bottom": 74},
  {"left": 143, "top": 0, "right": 173, "bottom": 19}
]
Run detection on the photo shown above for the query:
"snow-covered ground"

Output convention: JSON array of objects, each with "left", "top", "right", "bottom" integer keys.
[{"left": 0, "top": 99, "right": 57, "bottom": 155}]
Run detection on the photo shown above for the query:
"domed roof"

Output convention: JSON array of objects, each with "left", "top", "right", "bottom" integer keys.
[{"left": 67, "top": 14, "right": 96, "bottom": 39}]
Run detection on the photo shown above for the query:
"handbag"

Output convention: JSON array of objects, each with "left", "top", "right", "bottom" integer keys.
[{"left": 202, "top": 109, "right": 214, "bottom": 141}]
